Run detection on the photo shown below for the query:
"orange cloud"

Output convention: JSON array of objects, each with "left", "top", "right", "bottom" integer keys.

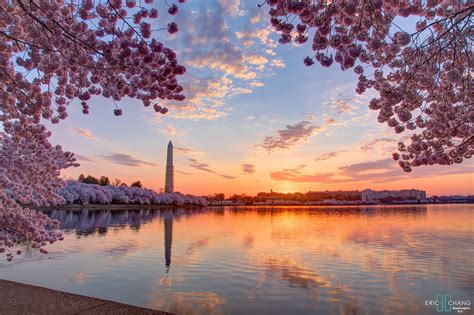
[{"left": 271, "top": 170, "right": 335, "bottom": 183}]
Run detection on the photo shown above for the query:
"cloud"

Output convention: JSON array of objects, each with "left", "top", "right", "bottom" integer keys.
[
  {"left": 335, "top": 158, "right": 457, "bottom": 183},
  {"left": 176, "top": 170, "right": 193, "bottom": 175},
  {"left": 164, "top": 124, "right": 176, "bottom": 135},
  {"left": 270, "top": 164, "right": 334, "bottom": 183},
  {"left": 99, "top": 153, "right": 155, "bottom": 167},
  {"left": 260, "top": 121, "right": 322, "bottom": 153},
  {"left": 360, "top": 138, "right": 395, "bottom": 152},
  {"left": 265, "top": 49, "right": 276, "bottom": 56},
  {"left": 220, "top": 174, "right": 237, "bottom": 179},
  {"left": 323, "top": 92, "right": 364, "bottom": 115},
  {"left": 235, "top": 27, "right": 276, "bottom": 48},
  {"left": 218, "top": 0, "right": 243, "bottom": 16},
  {"left": 271, "top": 59, "right": 285, "bottom": 68},
  {"left": 174, "top": 146, "right": 195, "bottom": 154},
  {"left": 282, "top": 164, "right": 307, "bottom": 174},
  {"left": 339, "top": 159, "right": 394, "bottom": 174},
  {"left": 186, "top": 44, "right": 258, "bottom": 80},
  {"left": 250, "top": 81, "right": 264, "bottom": 87},
  {"left": 248, "top": 6, "right": 268, "bottom": 24},
  {"left": 242, "top": 164, "right": 255, "bottom": 174},
  {"left": 324, "top": 118, "right": 347, "bottom": 127},
  {"left": 177, "top": 8, "right": 271, "bottom": 81},
  {"left": 74, "top": 128, "right": 96, "bottom": 140},
  {"left": 270, "top": 159, "right": 395, "bottom": 183},
  {"left": 162, "top": 5, "right": 282, "bottom": 120},
  {"left": 314, "top": 151, "right": 344, "bottom": 162},
  {"left": 188, "top": 158, "right": 235, "bottom": 180},
  {"left": 270, "top": 158, "right": 474, "bottom": 184},
  {"left": 188, "top": 158, "right": 214, "bottom": 173},
  {"left": 244, "top": 53, "right": 268, "bottom": 65},
  {"left": 270, "top": 170, "right": 335, "bottom": 183},
  {"left": 168, "top": 76, "right": 232, "bottom": 120},
  {"left": 329, "top": 99, "right": 357, "bottom": 114},
  {"left": 74, "top": 154, "right": 95, "bottom": 162},
  {"left": 232, "top": 87, "right": 253, "bottom": 95}
]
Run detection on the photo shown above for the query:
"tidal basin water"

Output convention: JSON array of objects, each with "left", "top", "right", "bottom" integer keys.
[{"left": 1, "top": 204, "right": 473, "bottom": 314}]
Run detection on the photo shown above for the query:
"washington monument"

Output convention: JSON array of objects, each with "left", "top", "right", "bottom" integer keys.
[{"left": 165, "top": 141, "right": 174, "bottom": 193}]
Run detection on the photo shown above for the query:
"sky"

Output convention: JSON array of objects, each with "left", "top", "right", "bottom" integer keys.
[{"left": 49, "top": 0, "right": 473, "bottom": 197}]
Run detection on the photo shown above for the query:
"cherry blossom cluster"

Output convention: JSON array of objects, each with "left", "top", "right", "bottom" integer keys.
[
  {"left": 267, "top": 0, "right": 473, "bottom": 171},
  {"left": 1, "top": 0, "right": 186, "bottom": 120},
  {"left": 0, "top": 119, "right": 77, "bottom": 260},
  {"left": 1, "top": 0, "right": 186, "bottom": 259},
  {"left": 0, "top": 194, "right": 63, "bottom": 261},
  {"left": 57, "top": 180, "right": 208, "bottom": 206}
]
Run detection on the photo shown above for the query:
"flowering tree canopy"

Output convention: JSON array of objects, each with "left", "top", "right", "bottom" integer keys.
[
  {"left": 0, "top": 0, "right": 186, "bottom": 259},
  {"left": 58, "top": 180, "right": 208, "bottom": 206},
  {"left": 265, "top": 0, "right": 473, "bottom": 171}
]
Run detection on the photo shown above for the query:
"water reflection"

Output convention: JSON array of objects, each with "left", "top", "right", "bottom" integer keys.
[
  {"left": 2, "top": 205, "right": 472, "bottom": 315},
  {"left": 45, "top": 205, "right": 429, "bottom": 273},
  {"left": 47, "top": 207, "right": 209, "bottom": 235},
  {"left": 46, "top": 205, "right": 428, "bottom": 235},
  {"left": 164, "top": 212, "right": 173, "bottom": 272},
  {"left": 264, "top": 257, "right": 330, "bottom": 289}
]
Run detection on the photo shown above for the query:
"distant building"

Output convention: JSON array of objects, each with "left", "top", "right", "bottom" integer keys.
[
  {"left": 361, "top": 189, "right": 426, "bottom": 202},
  {"left": 306, "top": 190, "right": 361, "bottom": 201},
  {"left": 165, "top": 141, "right": 174, "bottom": 193}
]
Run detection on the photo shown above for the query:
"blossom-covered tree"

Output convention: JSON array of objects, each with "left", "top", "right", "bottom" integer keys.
[
  {"left": 265, "top": 0, "right": 473, "bottom": 171},
  {"left": 1, "top": 0, "right": 187, "bottom": 259},
  {"left": 57, "top": 180, "right": 208, "bottom": 206}
]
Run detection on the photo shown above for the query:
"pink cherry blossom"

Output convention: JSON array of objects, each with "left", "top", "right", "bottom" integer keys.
[
  {"left": 58, "top": 180, "right": 208, "bottom": 206},
  {"left": 1, "top": 0, "right": 187, "bottom": 259},
  {"left": 266, "top": 0, "right": 473, "bottom": 172}
]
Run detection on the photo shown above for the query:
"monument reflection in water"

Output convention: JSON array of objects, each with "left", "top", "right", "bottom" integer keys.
[
  {"left": 3, "top": 205, "right": 473, "bottom": 315},
  {"left": 164, "top": 212, "right": 172, "bottom": 271}
]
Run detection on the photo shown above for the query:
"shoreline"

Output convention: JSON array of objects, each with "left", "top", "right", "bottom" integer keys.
[
  {"left": 34, "top": 202, "right": 473, "bottom": 212},
  {"left": 38, "top": 203, "right": 204, "bottom": 212},
  {"left": 216, "top": 202, "right": 474, "bottom": 207},
  {"left": 0, "top": 279, "right": 169, "bottom": 314}
]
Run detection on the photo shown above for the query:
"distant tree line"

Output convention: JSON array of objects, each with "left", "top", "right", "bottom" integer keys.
[
  {"left": 206, "top": 193, "right": 225, "bottom": 202},
  {"left": 77, "top": 174, "right": 143, "bottom": 188},
  {"left": 205, "top": 191, "right": 364, "bottom": 204}
]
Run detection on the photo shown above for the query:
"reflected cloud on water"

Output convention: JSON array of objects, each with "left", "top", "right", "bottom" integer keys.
[
  {"left": 148, "top": 291, "right": 226, "bottom": 315},
  {"left": 264, "top": 257, "right": 330, "bottom": 290}
]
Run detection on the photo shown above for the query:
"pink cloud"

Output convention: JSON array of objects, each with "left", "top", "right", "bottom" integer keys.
[{"left": 74, "top": 128, "right": 96, "bottom": 140}]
